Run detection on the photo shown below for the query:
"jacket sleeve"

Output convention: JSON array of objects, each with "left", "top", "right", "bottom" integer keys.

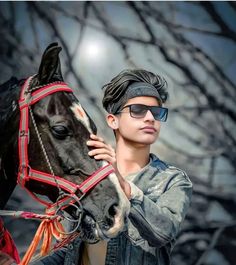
[
  {"left": 32, "top": 248, "right": 67, "bottom": 265},
  {"left": 128, "top": 170, "right": 192, "bottom": 247}
]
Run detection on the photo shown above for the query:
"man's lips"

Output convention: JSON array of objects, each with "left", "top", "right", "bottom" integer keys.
[{"left": 140, "top": 126, "right": 157, "bottom": 133}]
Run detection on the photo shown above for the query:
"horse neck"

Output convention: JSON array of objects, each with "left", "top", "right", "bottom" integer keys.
[
  {"left": 1, "top": 125, "right": 19, "bottom": 210},
  {"left": 0, "top": 123, "right": 19, "bottom": 209},
  {"left": 0, "top": 77, "right": 21, "bottom": 209}
]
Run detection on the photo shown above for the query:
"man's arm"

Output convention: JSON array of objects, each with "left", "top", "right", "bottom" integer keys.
[{"left": 128, "top": 171, "right": 192, "bottom": 247}]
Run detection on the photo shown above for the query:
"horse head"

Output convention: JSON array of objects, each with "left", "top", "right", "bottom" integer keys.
[{"left": 0, "top": 43, "right": 130, "bottom": 243}]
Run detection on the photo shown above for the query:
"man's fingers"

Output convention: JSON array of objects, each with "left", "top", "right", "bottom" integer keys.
[
  {"left": 87, "top": 140, "right": 115, "bottom": 155},
  {"left": 88, "top": 148, "right": 114, "bottom": 157},
  {"left": 87, "top": 134, "right": 116, "bottom": 166},
  {"left": 89, "top": 134, "right": 104, "bottom": 142},
  {"left": 93, "top": 154, "right": 116, "bottom": 163},
  {"left": 87, "top": 140, "right": 106, "bottom": 148}
]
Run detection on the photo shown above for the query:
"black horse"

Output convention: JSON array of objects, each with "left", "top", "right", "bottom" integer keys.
[{"left": 0, "top": 43, "right": 130, "bottom": 261}]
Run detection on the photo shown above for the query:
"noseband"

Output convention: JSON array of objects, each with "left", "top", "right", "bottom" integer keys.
[{"left": 18, "top": 76, "right": 114, "bottom": 229}]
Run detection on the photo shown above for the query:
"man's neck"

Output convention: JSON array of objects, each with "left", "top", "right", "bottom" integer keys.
[{"left": 116, "top": 140, "right": 150, "bottom": 178}]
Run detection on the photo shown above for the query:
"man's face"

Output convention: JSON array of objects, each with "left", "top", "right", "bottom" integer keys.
[{"left": 115, "top": 96, "right": 162, "bottom": 147}]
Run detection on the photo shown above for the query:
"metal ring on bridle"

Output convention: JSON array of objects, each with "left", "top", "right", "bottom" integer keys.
[{"left": 54, "top": 193, "right": 84, "bottom": 235}]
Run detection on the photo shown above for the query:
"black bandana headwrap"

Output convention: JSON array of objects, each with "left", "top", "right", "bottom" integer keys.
[{"left": 107, "top": 82, "right": 162, "bottom": 114}]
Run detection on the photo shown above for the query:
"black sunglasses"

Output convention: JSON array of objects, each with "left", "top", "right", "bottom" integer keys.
[{"left": 116, "top": 104, "right": 168, "bottom": 122}]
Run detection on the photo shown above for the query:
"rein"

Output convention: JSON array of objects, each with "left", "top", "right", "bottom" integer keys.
[{"left": 0, "top": 76, "right": 114, "bottom": 264}]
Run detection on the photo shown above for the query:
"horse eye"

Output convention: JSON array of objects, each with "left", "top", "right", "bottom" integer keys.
[{"left": 51, "top": 125, "right": 70, "bottom": 139}]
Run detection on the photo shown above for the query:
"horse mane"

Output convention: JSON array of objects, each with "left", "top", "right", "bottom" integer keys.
[
  {"left": 0, "top": 77, "right": 25, "bottom": 206},
  {"left": 0, "top": 77, "right": 25, "bottom": 157},
  {"left": 0, "top": 77, "right": 23, "bottom": 133}
]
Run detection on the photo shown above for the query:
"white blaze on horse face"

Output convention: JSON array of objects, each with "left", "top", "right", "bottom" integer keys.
[
  {"left": 102, "top": 161, "right": 130, "bottom": 237},
  {"left": 70, "top": 103, "right": 93, "bottom": 133},
  {"left": 107, "top": 172, "right": 130, "bottom": 237}
]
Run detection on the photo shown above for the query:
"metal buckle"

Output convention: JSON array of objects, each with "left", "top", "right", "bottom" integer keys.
[
  {"left": 19, "top": 130, "right": 29, "bottom": 137},
  {"left": 53, "top": 193, "right": 83, "bottom": 235},
  {"left": 76, "top": 188, "right": 85, "bottom": 200}
]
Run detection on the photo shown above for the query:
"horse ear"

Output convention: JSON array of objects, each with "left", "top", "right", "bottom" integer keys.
[{"left": 37, "top": 42, "right": 64, "bottom": 85}]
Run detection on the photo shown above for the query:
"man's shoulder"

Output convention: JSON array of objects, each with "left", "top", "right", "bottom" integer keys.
[
  {"left": 150, "top": 153, "right": 189, "bottom": 178},
  {"left": 149, "top": 153, "right": 168, "bottom": 169}
]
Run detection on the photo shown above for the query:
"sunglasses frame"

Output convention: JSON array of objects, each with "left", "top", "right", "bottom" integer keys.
[{"left": 116, "top": 104, "right": 168, "bottom": 122}]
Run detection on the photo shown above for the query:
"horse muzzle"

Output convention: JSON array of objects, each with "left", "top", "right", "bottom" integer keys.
[{"left": 78, "top": 202, "right": 129, "bottom": 243}]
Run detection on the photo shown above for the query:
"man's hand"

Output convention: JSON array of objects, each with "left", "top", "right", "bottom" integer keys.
[
  {"left": 87, "top": 134, "right": 131, "bottom": 199},
  {"left": 87, "top": 134, "right": 116, "bottom": 165}
]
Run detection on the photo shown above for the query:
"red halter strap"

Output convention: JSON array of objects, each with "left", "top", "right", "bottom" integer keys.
[{"left": 18, "top": 76, "right": 114, "bottom": 213}]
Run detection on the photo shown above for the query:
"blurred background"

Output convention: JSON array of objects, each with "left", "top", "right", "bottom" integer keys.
[{"left": 0, "top": 1, "right": 236, "bottom": 265}]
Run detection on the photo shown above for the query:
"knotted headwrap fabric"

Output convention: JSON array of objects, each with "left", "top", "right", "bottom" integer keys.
[{"left": 108, "top": 82, "right": 162, "bottom": 114}]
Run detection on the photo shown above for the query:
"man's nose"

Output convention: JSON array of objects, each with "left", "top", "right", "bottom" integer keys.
[{"left": 144, "top": 110, "right": 155, "bottom": 121}]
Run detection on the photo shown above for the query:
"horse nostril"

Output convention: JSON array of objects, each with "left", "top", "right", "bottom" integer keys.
[
  {"left": 108, "top": 203, "right": 118, "bottom": 217},
  {"left": 104, "top": 200, "right": 118, "bottom": 228}
]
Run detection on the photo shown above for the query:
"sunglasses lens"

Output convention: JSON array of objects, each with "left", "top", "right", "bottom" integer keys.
[
  {"left": 151, "top": 107, "right": 168, "bottom": 121},
  {"left": 130, "top": 104, "right": 148, "bottom": 118}
]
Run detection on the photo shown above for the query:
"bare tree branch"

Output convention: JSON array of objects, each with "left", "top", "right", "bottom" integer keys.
[{"left": 200, "top": 2, "right": 236, "bottom": 42}]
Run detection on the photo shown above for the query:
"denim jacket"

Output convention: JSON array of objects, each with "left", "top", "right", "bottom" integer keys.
[{"left": 36, "top": 154, "right": 192, "bottom": 265}]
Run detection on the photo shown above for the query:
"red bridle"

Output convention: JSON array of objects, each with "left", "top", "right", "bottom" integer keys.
[{"left": 18, "top": 76, "right": 114, "bottom": 215}]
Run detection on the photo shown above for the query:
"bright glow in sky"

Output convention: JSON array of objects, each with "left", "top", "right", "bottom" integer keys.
[
  {"left": 84, "top": 43, "right": 101, "bottom": 58},
  {"left": 81, "top": 39, "right": 106, "bottom": 64}
]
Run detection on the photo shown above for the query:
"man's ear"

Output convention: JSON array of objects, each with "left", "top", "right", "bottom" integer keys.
[{"left": 106, "top": 114, "right": 119, "bottom": 129}]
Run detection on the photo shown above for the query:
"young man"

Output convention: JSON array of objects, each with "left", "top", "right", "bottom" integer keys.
[
  {"left": 38, "top": 69, "right": 192, "bottom": 265},
  {"left": 85, "top": 69, "right": 192, "bottom": 265}
]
